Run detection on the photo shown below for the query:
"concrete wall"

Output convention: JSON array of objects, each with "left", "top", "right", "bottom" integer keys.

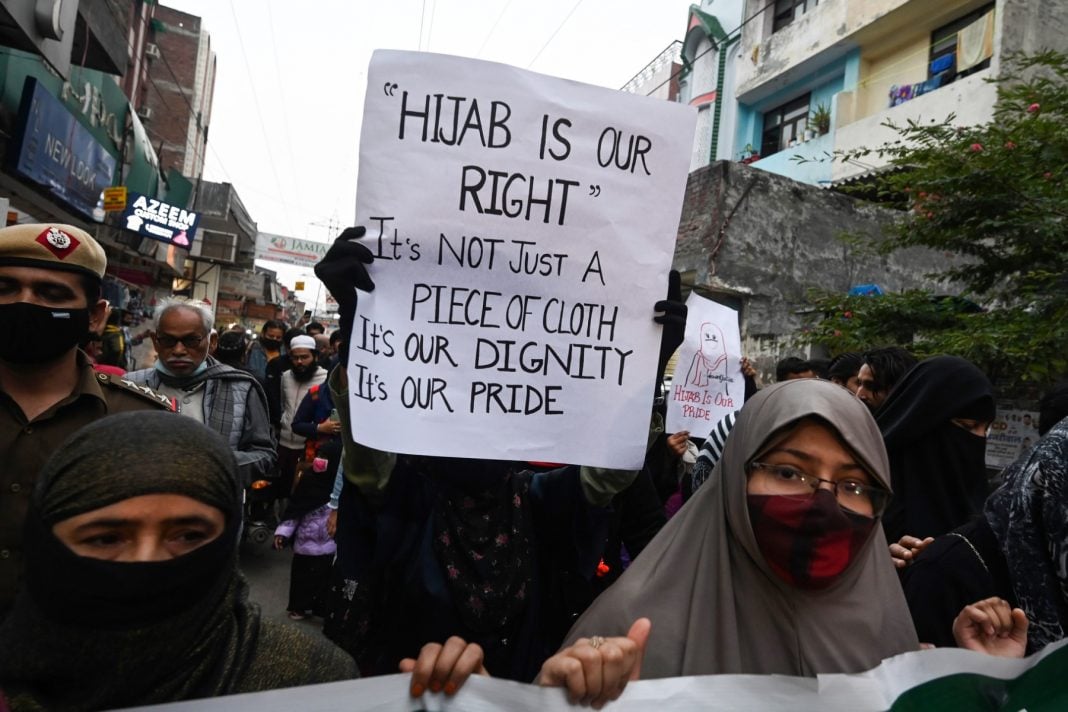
[
  {"left": 673, "top": 160, "right": 949, "bottom": 373},
  {"left": 736, "top": 0, "right": 912, "bottom": 101},
  {"left": 998, "top": 0, "right": 1068, "bottom": 62}
]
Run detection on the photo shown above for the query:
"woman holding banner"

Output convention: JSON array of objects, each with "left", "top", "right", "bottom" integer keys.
[
  {"left": 403, "top": 379, "right": 1027, "bottom": 706},
  {"left": 314, "top": 227, "right": 690, "bottom": 682}
]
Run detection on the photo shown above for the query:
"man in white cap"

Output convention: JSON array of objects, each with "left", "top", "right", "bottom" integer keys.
[
  {"left": 277, "top": 334, "right": 327, "bottom": 493},
  {"left": 0, "top": 223, "right": 175, "bottom": 615}
]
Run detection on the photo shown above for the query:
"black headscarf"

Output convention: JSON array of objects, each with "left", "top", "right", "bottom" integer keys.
[
  {"left": 282, "top": 437, "right": 342, "bottom": 521},
  {"left": 427, "top": 458, "right": 535, "bottom": 637},
  {"left": 0, "top": 412, "right": 355, "bottom": 711},
  {"left": 985, "top": 416, "right": 1068, "bottom": 653},
  {"left": 877, "top": 355, "right": 995, "bottom": 542}
]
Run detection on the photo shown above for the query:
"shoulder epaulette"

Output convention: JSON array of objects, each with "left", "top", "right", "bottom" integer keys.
[{"left": 97, "top": 372, "right": 177, "bottom": 411}]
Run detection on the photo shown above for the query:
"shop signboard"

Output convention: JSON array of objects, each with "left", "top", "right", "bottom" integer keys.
[
  {"left": 254, "top": 232, "right": 330, "bottom": 268},
  {"left": 120, "top": 190, "right": 200, "bottom": 249},
  {"left": 218, "top": 269, "right": 266, "bottom": 300},
  {"left": 103, "top": 186, "right": 127, "bottom": 211},
  {"left": 10, "top": 77, "right": 116, "bottom": 220}
]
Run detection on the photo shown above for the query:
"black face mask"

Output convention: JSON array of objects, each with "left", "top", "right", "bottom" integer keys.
[
  {"left": 0, "top": 301, "right": 91, "bottom": 364},
  {"left": 259, "top": 338, "right": 282, "bottom": 350},
  {"left": 23, "top": 505, "right": 238, "bottom": 629}
]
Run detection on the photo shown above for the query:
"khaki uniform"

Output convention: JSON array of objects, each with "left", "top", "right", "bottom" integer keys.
[{"left": 0, "top": 358, "right": 175, "bottom": 612}]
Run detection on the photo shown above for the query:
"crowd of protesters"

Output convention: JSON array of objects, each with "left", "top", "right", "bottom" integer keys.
[{"left": 0, "top": 223, "right": 1066, "bottom": 710}]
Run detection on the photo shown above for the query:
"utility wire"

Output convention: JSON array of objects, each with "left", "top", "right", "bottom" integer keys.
[
  {"left": 476, "top": 0, "right": 516, "bottom": 57},
  {"left": 265, "top": 1, "right": 306, "bottom": 218},
  {"left": 100, "top": 0, "right": 219, "bottom": 179},
  {"left": 527, "top": 0, "right": 586, "bottom": 69},
  {"left": 418, "top": 0, "right": 427, "bottom": 50},
  {"left": 227, "top": 0, "right": 298, "bottom": 235},
  {"left": 639, "top": 0, "right": 778, "bottom": 98},
  {"left": 426, "top": 0, "right": 438, "bottom": 52}
]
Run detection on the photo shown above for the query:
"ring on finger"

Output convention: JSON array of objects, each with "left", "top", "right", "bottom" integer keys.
[{"left": 588, "top": 635, "right": 606, "bottom": 650}]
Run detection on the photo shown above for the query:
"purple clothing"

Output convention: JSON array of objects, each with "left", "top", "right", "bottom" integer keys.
[{"left": 275, "top": 504, "right": 336, "bottom": 557}]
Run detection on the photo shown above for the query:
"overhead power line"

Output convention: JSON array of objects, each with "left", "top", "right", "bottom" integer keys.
[
  {"left": 640, "top": 0, "right": 778, "bottom": 98},
  {"left": 527, "top": 0, "right": 586, "bottom": 69}
]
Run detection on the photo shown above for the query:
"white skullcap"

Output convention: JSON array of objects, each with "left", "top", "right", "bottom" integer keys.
[{"left": 289, "top": 335, "right": 317, "bottom": 351}]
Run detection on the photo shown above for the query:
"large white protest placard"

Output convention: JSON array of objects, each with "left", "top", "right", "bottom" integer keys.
[
  {"left": 131, "top": 639, "right": 1068, "bottom": 711},
  {"left": 666, "top": 293, "right": 742, "bottom": 435},
  {"left": 347, "top": 50, "right": 696, "bottom": 469}
]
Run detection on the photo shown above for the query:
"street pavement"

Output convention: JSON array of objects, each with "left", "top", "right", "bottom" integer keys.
[{"left": 240, "top": 538, "right": 333, "bottom": 640}]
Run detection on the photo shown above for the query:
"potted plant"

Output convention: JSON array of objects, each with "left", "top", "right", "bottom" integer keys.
[{"left": 810, "top": 103, "right": 832, "bottom": 135}]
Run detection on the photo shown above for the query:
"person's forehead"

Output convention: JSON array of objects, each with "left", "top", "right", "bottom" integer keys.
[
  {"left": 0, "top": 264, "right": 82, "bottom": 290},
  {"left": 264, "top": 327, "right": 284, "bottom": 336},
  {"left": 290, "top": 348, "right": 314, "bottom": 357},
  {"left": 159, "top": 308, "right": 207, "bottom": 334}
]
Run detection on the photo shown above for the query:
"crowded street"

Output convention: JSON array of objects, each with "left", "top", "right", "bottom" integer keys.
[{"left": 1, "top": 1, "right": 1067, "bottom": 710}]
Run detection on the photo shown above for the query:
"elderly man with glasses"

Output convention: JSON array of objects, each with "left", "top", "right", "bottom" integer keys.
[{"left": 126, "top": 298, "right": 276, "bottom": 486}]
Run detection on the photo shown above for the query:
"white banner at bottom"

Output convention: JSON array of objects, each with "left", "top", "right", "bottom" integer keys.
[{"left": 122, "top": 638, "right": 1068, "bottom": 711}]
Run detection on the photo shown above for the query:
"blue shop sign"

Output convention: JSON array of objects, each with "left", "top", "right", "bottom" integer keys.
[
  {"left": 10, "top": 77, "right": 116, "bottom": 220},
  {"left": 120, "top": 190, "right": 199, "bottom": 249}
]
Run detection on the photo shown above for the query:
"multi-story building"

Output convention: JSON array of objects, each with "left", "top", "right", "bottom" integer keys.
[
  {"left": 621, "top": 40, "right": 682, "bottom": 102},
  {"left": 732, "top": 0, "right": 1066, "bottom": 185},
  {"left": 623, "top": 0, "right": 746, "bottom": 172},
  {"left": 138, "top": 4, "right": 215, "bottom": 181},
  {"left": 677, "top": 0, "right": 744, "bottom": 172}
]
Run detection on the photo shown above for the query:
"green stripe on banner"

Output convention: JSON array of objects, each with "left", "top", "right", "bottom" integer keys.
[{"left": 890, "top": 643, "right": 1068, "bottom": 711}]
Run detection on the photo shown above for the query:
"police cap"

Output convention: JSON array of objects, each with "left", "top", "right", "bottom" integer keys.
[{"left": 0, "top": 223, "right": 106, "bottom": 279}]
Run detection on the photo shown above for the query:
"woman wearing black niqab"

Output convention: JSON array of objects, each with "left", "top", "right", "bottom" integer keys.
[
  {"left": 877, "top": 355, "right": 995, "bottom": 543},
  {"left": 0, "top": 412, "right": 356, "bottom": 711}
]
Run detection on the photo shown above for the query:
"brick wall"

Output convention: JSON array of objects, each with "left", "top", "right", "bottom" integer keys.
[{"left": 142, "top": 5, "right": 208, "bottom": 177}]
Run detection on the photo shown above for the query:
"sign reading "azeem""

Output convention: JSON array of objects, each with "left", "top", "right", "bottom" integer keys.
[{"left": 121, "top": 191, "right": 200, "bottom": 248}]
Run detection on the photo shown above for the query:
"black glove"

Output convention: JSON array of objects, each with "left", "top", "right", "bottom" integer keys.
[
  {"left": 653, "top": 270, "right": 686, "bottom": 395},
  {"left": 314, "top": 226, "right": 375, "bottom": 364}
]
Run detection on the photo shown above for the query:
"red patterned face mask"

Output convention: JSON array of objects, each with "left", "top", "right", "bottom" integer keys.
[{"left": 747, "top": 490, "right": 876, "bottom": 590}]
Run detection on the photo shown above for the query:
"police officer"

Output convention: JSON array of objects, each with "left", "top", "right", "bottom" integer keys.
[{"left": 0, "top": 223, "right": 174, "bottom": 615}]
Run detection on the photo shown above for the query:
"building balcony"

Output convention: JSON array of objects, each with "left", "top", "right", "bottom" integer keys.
[
  {"left": 748, "top": 129, "right": 834, "bottom": 185},
  {"left": 736, "top": 0, "right": 918, "bottom": 102},
  {"left": 832, "top": 68, "right": 996, "bottom": 181}
]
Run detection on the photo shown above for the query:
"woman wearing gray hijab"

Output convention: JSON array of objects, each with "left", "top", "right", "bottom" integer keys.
[
  {"left": 403, "top": 380, "right": 1026, "bottom": 706},
  {"left": 0, "top": 411, "right": 356, "bottom": 711},
  {"left": 557, "top": 379, "right": 918, "bottom": 678}
]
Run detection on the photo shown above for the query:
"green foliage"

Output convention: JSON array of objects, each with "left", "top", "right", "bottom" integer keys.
[
  {"left": 803, "top": 291, "right": 1068, "bottom": 387},
  {"left": 802, "top": 52, "right": 1068, "bottom": 388}
]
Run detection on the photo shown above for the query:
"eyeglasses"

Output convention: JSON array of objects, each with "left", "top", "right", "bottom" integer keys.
[
  {"left": 747, "top": 461, "right": 890, "bottom": 517},
  {"left": 156, "top": 333, "right": 207, "bottom": 349}
]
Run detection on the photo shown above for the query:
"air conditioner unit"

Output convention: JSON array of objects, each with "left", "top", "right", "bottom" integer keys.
[
  {"left": 137, "top": 106, "right": 153, "bottom": 121},
  {"left": 189, "top": 230, "right": 238, "bottom": 264},
  {"left": 145, "top": 43, "right": 161, "bottom": 59}
]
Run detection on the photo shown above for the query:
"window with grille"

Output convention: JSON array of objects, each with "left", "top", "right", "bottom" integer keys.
[
  {"left": 928, "top": 3, "right": 995, "bottom": 83},
  {"left": 773, "top": 0, "right": 819, "bottom": 32},
  {"left": 761, "top": 93, "right": 810, "bottom": 157}
]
